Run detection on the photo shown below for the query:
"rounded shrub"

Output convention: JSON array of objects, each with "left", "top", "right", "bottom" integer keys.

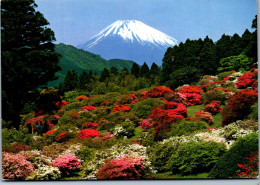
[
  {"left": 26, "top": 166, "right": 61, "bottom": 180},
  {"left": 113, "top": 121, "right": 135, "bottom": 138},
  {"left": 202, "top": 89, "right": 231, "bottom": 105},
  {"left": 131, "top": 98, "right": 164, "bottom": 118},
  {"left": 221, "top": 89, "right": 258, "bottom": 126},
  {"left": 50, "top": 154, "right": 82, "bottom": 176},
  {"left": 168, "top": 141, "right": 226, "bottom": 175},
  {"left": 2, "top": 152, "right": 35, "bottom": 180},
  {"left": 167, "top": 119, "right": 208, "bottom": 137},
  {"left": 96, "top": 155, "right": 145, "bottom": 180},
  {"left": 208, "top": 132, "right": 258, "bottom": 178}
]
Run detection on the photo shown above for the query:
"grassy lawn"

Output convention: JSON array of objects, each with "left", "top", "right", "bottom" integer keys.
[
  {"left": 187, "top": 104, "right": 223, "bottom": 128},
  {"left": 151, "top": 171, "right": 209, "bottom": 179},
  {"left": 130, "top": 127, "right": 142, "bottom": 140}
]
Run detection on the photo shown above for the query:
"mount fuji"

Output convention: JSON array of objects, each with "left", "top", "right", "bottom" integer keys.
[{"left": 77, "top": 20, "right": 178, "bottom": 66}]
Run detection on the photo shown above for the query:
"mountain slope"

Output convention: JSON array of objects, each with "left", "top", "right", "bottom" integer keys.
[
  {"left": 48, "top": 43, "right": 134, "bottom": 87},
  {"left": 77, "top": 20, "right": 178, "bottom": 66}
]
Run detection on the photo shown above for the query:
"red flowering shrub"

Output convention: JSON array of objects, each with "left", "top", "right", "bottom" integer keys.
[
  {"left": 237, "top": 151, "right": 259, "bottom": 178},
  {"left": 50, "top": 154, "right": 82, "bottom": 176},
  {"left": 76, "top": 95, "right": 89, "bottom": 101},
  {"left": 165, "top": 92, "right": 188, "bottom": 105},
  {"left": 144, "top": 86, "right": 173, "bottom": 99},
  {"left": 2, "top": 152, "right": 35, "bottom": 180},
  {"left": 55, "top": 131, "right": 68, "bottom": 142},
  {"left": 44, "top": 130, "right": 57, "bottom": 137},
  {"left": 24, "top": 115, "right": 44, "bottom": 127},
  {"left": 80, "top": 106, "right": 96, "bottom": 111},
  {"left": 55, "top": 100, "right": 69, "bottom": 109},
  {"left": 251, "top": 81, "right": 258, "bottom": 90},
  {"left": 236, "top": 73, "right": 256, "bottom": 89},
  {"left": 78, "top": 129, "right": 100, "bottom": 139},
  {"left": 116, "top": 94, "right": 138, "bottom": 105},
  {"left": 96, "top": 155, "right": 145, "bottom": 180},
  {"left": 49, "top": 123, "right": 54, "bottom": 130},
  {"left": 177, "top": 85, "right": 203, "bottom": 94},
  {"left": 222, "top": 89, "right": 258, "bottom": 126},
  {"left": 112, "top": 104, "right": 131, "bottom": 112},
  {"left": 194, "top": 111, "right": 214, "bottom": 124},
  {"left": 203, "top": 100, "right": 222, "bottom": 115},
  {"left": 139, "top": 118, "right": 154, "bottom": 130},
  {"left": 181, "top": 93, "right": 202, "bottom": 106},
  {"left": 82, "top": 122, "right": 98, "bottom": 130},
  {"left": 46, "top": 115, "right": 60, "bottom": 125},
  {"left": 149, "top": 102, "right": 186, "bottom": 140}
]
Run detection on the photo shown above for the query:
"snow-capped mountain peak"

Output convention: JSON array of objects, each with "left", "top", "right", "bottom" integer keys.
[
  {"left": 77, "top": 20, "right": 178, "bottom": 66},
  {"left": 78, "top": 20, "right": 178, "bottom": 49}
]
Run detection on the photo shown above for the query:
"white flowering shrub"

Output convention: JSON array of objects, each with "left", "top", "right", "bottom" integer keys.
[
  {"left": 26, "top": 166, "right": 61, "bottom": 180},
  {"left": 80, "top": 143, "right": 155, "bottom": 179}
]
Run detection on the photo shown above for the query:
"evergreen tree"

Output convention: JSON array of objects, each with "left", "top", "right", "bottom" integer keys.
[
  {"left": 215, "top": 34, "right": 231, "bottom": 62},
  {"left": 230, "top": 33, "right": 244, "bottom": 56},
  {"left": 62, "top": 70, "right": 78, "bottom": 91},
  {"left": 245, "top": 15, "right": 257, "bottom": 63},
  {"left": 110, "top": 67, "right": 119, "bottom": 76},
  {"left": 100, "top": 68, "right": 110, "bottom": 82},
  {"left": 78, "top": 70, "right": 89, "bottom": 90},
  {"left": 150, "top": 63, "right": 160, "bottom": 76},
  {"left": 131, "top": 62, "right": 140, "bottom": 77},
  {"left": 140, "top": 62, "right": 150, "bottom": 77},
  {"left": 1, "top": 0, "right": 61, "bottom": 127}
]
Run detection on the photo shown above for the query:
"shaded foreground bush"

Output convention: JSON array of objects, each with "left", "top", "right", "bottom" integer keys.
[
  {"left": 208, "top": 132, "right": 258, "bottom": 178},
  {"left": 168, "top": 141, "right": 226, "bottom": 175}
]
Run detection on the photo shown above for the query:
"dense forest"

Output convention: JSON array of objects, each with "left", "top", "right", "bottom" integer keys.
[{"left": 1, "top": 0, "right": 258, "bottom": 181}]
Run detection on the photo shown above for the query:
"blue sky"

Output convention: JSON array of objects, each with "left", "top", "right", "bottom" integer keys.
[{"left": 35, "top": 0, "right": 257, "bottom": 46}]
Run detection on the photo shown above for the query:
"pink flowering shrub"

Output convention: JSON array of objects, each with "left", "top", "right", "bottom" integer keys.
[
  {"left": 139, "top": 118, "right": 154, "bottom": 130},
  {"left": 82, "top": 122, "right": 98, "bottom": 130},
  {"left": 50, "top": 154, "right": 82, "bottom": 176},
  {"left": 2, "top": 152, "right": 35, "bottom": 180},
  {"left": 78, "top": 129, "right": 100, "bottom": 139},
  {"left": 80, "top": 106, "right": 96, "bottom": 111},
  {"left": 236, "top": 73, "right": 256, "bottom": 89},
  {"left": 194, "top": 111, "right": 214, "bottom": 124},
  {"left": 96, "top": 155, "right": 145, "bottom": 180},
  {"left": 203, "top": 100, "right": 222, "bottom": 115}
]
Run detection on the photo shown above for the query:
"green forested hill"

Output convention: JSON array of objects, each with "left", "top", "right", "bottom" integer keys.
[{"left": 48, "top": 43, "right": 135, "bottom": 87}]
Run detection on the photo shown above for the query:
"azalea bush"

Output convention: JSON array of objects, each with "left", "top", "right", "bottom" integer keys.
[
  {"left": 130, "top": 98, "right": 164, "bottom": 118},
  {"left": 222, "top": 89, "right": 258, "bottom": 126},
  {"left": 202, "top": 89, "right": 232, "bottom": 105},
  {"left": 50, "top": 154, "right": 82, "bottom": 176},
  {"left": 167, "top": 119, "right": 208, "bottom": 137},
  {"left": 181, "top": 93, "right": 202, "bottom": 106},
  {"left": 237, "top": 151, "right": 259, "bottom": 178},
  {"left": 194, "top": 111, "right": 214, "bottom": 124},
  {"left": 96, "top": 155, "right": 145, "bottom": 180},
  {"left": 168, "top": 141, "right": 226, "bottom": 175},
  {"left": 203, "top": 100, "right": 222, "bottom": 115},
  {"left": 144, "top": 86, "right": 173, "bottom": 99},
  {"left": 2, "top": 152, "right": 35, "bottom": 180},
  {"left": 208, "top": 132, "right": 258, "bottom": 178},
  {"left": 78, "top": 129, "right": 100, "bottom": 139},
  {"left": 80, "top": 105, "right": 97, "bottom": 111},
  {"left": 116, "top": 94, "right": 138, "bottom": 105},
  {"left": 139, "top": 118, "right": 154, "bottom": 131},
  {"left": 26, "top": 166, "right": 61, "bottom": 180},
  {"left": 82, "top": 122, "right": 98, "bottom": 130},
  {"left": 3, "top": 142, "right": 31, "bottom": 153},
  {"left": 113, "top": 121, "right": 135, "bottom": 138},
  {"left": 112, "top": 104, "right": 131, "bottom": 112},
  {"left": 149, "top": 102, "right": 187, "bottom": 140},
  {"left": 236, "top": 72, "right": 256, "bottom": 89},
  {"left": 176, "top": 85, "right": 203, "bottom": 94},
  {"left": 55, "top": 100, "right": 69, "bottom": 109},
  {"left": 76, "top": 95, "right": 89, "bottom": 101}
]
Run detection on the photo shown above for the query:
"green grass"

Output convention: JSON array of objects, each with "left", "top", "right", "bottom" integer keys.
[
  {"left": 151, "top": 171, "right": 209, "bottom": 179},
  {"left": 187, "top": 104, "right": 223, "bottom": 128},
  {"left": 130, "top": 127, "right": 142, "bottom": 140}
]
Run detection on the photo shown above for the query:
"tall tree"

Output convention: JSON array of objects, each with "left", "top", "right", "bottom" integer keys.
[
  {"left": 78, "top": 70, "right": 89, "bottom": 90},
  {"left": 150, "top": 63, "right": 160, "bottom": 76},
  {"left": 140, "top": 62, "right": 150, "bottom": 77},
  {"left": 110, "top": 67, "right": 119, "bottom": 76},
  {"left": 62, "top": 70, "right": 78, "bottom": 91},
  {"left": 1, "top": 0, "right": 61, "bottom": 127},
  {"left": 131, "top": 62, "right": 140, "bottom": 77},
  {"left": 100, "top": 68, "right": 110, "bottom": 82}
]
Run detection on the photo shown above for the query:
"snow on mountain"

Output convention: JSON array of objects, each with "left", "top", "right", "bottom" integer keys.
[{"left": 77, "top": 20, "right": 178, "bottom": 66}]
